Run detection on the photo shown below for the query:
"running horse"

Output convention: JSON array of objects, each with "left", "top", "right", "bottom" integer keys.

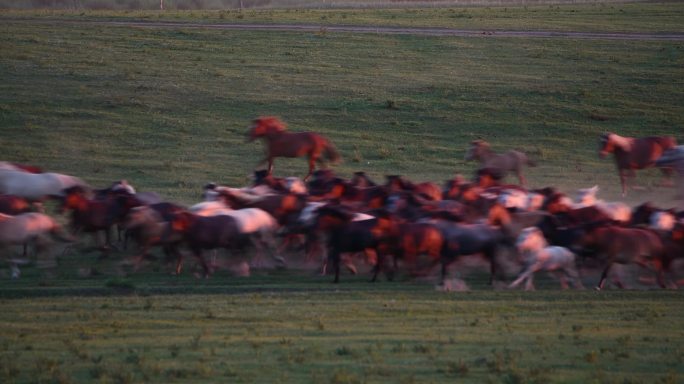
[
  {"left": 248, "top": 117, "right": 341, "bottom": 181},
  {"left": 598, "top": 132, "right": 676, "bottom": 196},
  {"left": 464, "top": 140, "right": 535, "bottom": 187}
]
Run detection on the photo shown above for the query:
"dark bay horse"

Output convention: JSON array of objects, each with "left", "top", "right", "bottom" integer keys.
[
  {"left": 580, "top": 225, "right": 667, "bottom": 290},
  {"left": 60, "top": 186, "right": 140, "bottom": 255},
  {"left": 248, "top": 116, "right": 341, "bottom": 181},
  {"left": 313, "top": 205, "right": 394, "bottom": 283},
  {"left": 598, "top": 132, "right": 676, "bottom": 196}
]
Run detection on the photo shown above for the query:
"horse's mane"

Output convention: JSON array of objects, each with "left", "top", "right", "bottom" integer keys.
[{"left": 254, "top": 116, "right": 287, "bottom": 133}]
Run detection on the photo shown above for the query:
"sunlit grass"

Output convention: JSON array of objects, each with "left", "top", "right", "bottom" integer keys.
[{"left": 1, "top": 18, "right": 682, "bottom": 205}]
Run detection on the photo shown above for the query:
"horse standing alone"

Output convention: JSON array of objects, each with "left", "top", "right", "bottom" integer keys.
[
  {"left": 248, "top": 117, "right": 340, "bottom": 181},
  {"left": 598, "top": 132, "right": 676, "bottom": 196}
]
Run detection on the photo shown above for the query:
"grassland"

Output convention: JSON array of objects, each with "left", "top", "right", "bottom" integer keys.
[
  {"left": 1, "top": 3, "right": 684, "bottom": 383},
  {"left": 1, "top": 281, "right": 683, "bottom": 383},
  {"left": 1, "top": 8, "right": 683, "bottom": 204},
  {"left": 3, "top": 2, "right": 684, "bottom": 33}
]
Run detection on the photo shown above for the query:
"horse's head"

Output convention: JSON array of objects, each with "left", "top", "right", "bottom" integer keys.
[
  {"left": 385, "top": 175, "right": 409, "bottom": 192},
  {"left": 248, "top": 116, "right": 287, "bottom": 141},
  {"left": 59, "top": 186, "right": 89, "bottom": 212},
  {"left": 598, "top": 133, "right": 615, "bottom": 158},
  {"left": 465, "top": 140, "right": 490, "bottom": 161},
  {"left": 487, "top": 202, "right": 513, "bottom": 228},
  {"left": 575, "top": 185, "right": 599, "bottom": 206},
  {"left": 475, "top": 167, "right": 504, "bottom": 188},
  {"left": 516, "top": 227, "right": 546, "bottom": 253},
  {"left": 650, "top": 211, "right": 676, "bottom": 231},
  {"left": 313, "top": 205, "right": 354, "bottom": 231},
  {"left": 351, "top": 171, "right": 376, "bottom": 188},
  {"left": 542, "top": 192, "right": 572, "bottom": 214}
]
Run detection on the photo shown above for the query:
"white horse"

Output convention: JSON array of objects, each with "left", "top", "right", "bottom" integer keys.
[
  {"left": 497, "top": 189, "right": 545, "bottom": 211},
  {"left": 0, "top": 212, "right": 72, "bottom": 278},
  {"left": 0, "top": 170, "right": 89, "bottom": 202},
  {"left": 509, "top": 227, "right": 584, "bottom": 291}
]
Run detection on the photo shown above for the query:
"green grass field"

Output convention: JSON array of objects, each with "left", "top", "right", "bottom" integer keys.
[{"left": 1, "top": 3, "right": 684, "bottom": 383}]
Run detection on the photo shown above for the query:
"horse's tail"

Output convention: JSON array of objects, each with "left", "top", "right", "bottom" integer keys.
[{"left": 323, "top": 140, "right": 341, "bottom": 164}]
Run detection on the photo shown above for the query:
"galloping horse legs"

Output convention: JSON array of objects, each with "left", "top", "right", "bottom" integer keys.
[
  {"left": 596, "top": 262, "right": 613, "bottom": 290},
  {"left": 304, "top": 155, "right": 316, "bottom": 182},
  {"left": 330, "top": 249, "right": 341, "bottom": 283},
  {"left": 267, "top": 157, "right": 274, "bottom": 176},
  {"left": 618, "top": 169, "right": 627, "bottom": 197}
]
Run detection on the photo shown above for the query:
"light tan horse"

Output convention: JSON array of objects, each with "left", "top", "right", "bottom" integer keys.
[
  {"left": 248, "top": 116, "right": 340, "bottom": 181},
  {"left": 465, "top": 140, "right": 535, "bottom": 186},
  {"left": 0, "top": 213, "right": 73, "bottom": 277},
  {"left": 0, "top": 169, "right": 88, "bottom": 202}
]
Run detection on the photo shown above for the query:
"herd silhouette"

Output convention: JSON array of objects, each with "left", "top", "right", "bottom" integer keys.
[{"left": 1, "top": 116, "right": 683, "bottom": 290}]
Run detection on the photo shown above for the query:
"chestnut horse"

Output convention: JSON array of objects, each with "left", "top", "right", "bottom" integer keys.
[
  {"left": 598, "top": 132, "right": 676, "bottom": 196},
  {"left": 580, "top": 224, "right": 667, "bottom": 290},
  {"left": 248, "top": 116, "right": 340, "bottom": 181}
]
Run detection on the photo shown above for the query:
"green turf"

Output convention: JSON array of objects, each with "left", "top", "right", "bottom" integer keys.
[
  {"left": 0, "top": 274, "right": 683, "bottom": 383},
  {"left": 1, "top": 5, "right": 684, "bottom": 383},
  {"left": 3, "top": 2, "right": 684, "bottom": 33},
  {"left": 1, "top": 16, "right": 683, "bottom": 205}
]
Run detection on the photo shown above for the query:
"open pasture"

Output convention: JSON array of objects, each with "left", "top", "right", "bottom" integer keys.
[{"left": 1, "top": 3, "right": 684, "bottom": 383}]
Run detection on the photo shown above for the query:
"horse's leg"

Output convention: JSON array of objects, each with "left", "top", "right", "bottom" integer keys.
[
  {"left": 660, "top": 167, "right": 674, "bottom": 187},
  {"left": 524, "top": 272, "right": 535, "bottom": 291},
  {"left": 509, "top": 268, "right": 531, "bottom": 289},
  {"left": 596, "top": 262, "right": 613, "bottom": 290},
  {"left": 618, "top": 169, "right": 627, "bottom": 197},
  {"left": 330, "top": 249, "right": 341, "bottom": 283},
  {"left": 516, "top": 169, "right": 526, "bottom": 187},
  {"left": 304, "top": 155, "right": 316, "bottom": 182},
  {"left": 651, "top": 257, "right": 667, "bottom": 289},
  {"left": 440, "top": 257, "right": 450, "bottom": 285},
  {"left": 565, "top": 264, "right": 584, "bottom": 290},
  {"left": 371, "top": 253, "right": 383, "bottom": 282},
  {"left": 343, "top": 254, "right": 358, "bottom": 274},
  {"left": 192, "top": 248, "right": 211, "bottom": 278},
  {"left": 175, "top": 250, "right": 184, "bottom": 275},
  {"left": 267, "top": 157, "right": 274, "bottom": 176},
  {"left": 487, "top": 247, "right": 497, "bottom": 285}
]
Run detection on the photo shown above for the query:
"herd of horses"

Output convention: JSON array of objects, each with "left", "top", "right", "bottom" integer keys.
[{"left": 1, "top": 116, "right": 684, "bottom": 290}]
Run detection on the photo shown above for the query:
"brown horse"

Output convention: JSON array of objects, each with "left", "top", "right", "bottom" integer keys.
[
  {"left": 598, "top": 132, "right": 676, "bottom": 196},
  {"left": 373, "top": 221, "right": 444, "bottom": 282},
  {"left": 580, "top": 225, "right": 667, "bottom": 290},
  {"left": 465, "top": 140, "right": 535, "bottom": 186},
  {"left": 248, "top": 116, "right": 340, "bottom": 181}
]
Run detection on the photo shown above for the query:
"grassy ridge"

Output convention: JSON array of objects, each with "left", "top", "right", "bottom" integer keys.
[
  {"left": 3, "top": 2, "right": 684, "bottom": 33},
  {"left": 1, "top": 18, "right": 683, "bottom": 204}
]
